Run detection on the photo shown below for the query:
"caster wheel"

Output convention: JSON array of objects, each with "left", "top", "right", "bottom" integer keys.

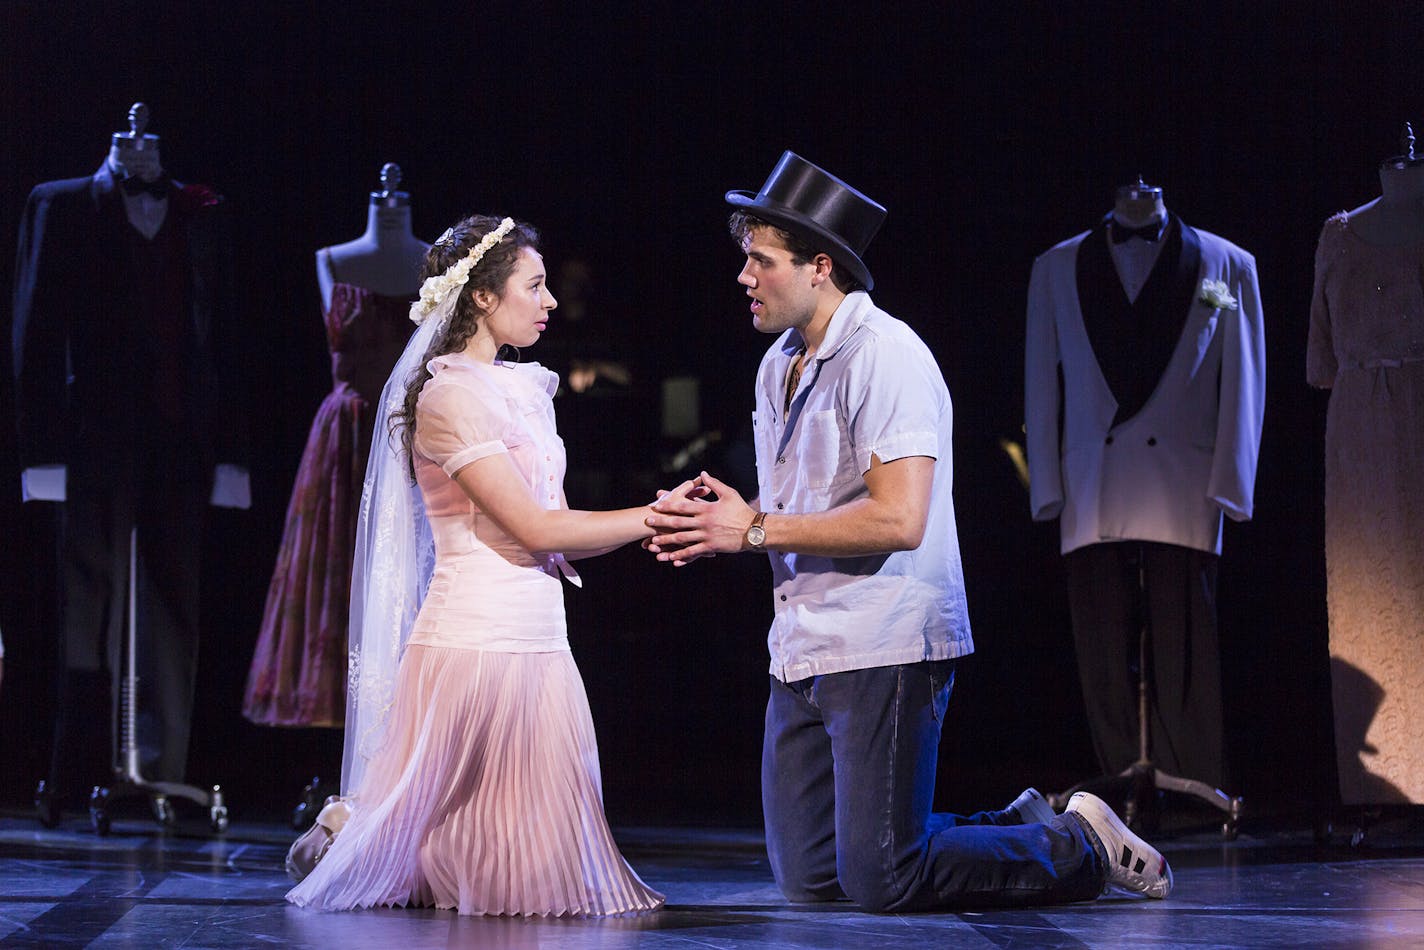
[
  {"left": 291, "top": 776, "right": 323, "bottom": 830},
  {"left": 34, "top": 780, "right": 60, "bottom": 829},
  {"left": 89, "top": 786, "right": 111, "bottom": 837},
  {"left": 209, "top": 786, "right": 229, "bottom": 835},
  {"left": 152, "top": 795, "right": 176, "bottom": 827},
  {"left": 1222, "top": 797, "right": 1244, "bottom": 841},
  {"left": 1313, "top": 819, "right": 1334, "bottom": 845}
]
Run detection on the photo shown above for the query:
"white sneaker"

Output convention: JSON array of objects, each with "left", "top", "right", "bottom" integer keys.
[
  {"left": 1065, "top": 791, "right": 1173, "bottom": 899},
  {"left": 1004, "top": 787, "right": 1056, "bottom": 825}
]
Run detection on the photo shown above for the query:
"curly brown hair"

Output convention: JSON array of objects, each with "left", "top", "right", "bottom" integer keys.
[
  {"left": 727, "top": 210, "right": 864, "bottom": 294},
  {"left": 389, "top": 214, "right": 541, "bottom": 474}
]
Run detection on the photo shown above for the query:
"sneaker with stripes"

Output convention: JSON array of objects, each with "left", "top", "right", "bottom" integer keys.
[
  {"left": 1065, "top": 791, "right": 1173, "bottom": 899},
  {"left": 1003, "top": 787, "right": 1056, "bottom": 825}
]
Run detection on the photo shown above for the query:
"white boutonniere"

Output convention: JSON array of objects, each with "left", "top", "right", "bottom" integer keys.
[{"left": 1198, "top": 278, "right": 1238, "bottom": 311}]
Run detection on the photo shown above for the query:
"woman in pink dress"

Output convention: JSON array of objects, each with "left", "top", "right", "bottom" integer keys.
[{"left": 287, "top": 214, "right": 678, "bottom": 916}]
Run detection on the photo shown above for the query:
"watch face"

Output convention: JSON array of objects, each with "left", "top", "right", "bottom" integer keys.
[{"left": 747, "top": 526, "right": 766, "bottom": 547}]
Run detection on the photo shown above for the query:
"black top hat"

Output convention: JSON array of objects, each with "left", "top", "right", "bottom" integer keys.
[{"left": 725, "top": 151, "right": 887, "bottom": 291}]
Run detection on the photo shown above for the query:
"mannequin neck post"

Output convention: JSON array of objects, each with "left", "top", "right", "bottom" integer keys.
[
  {"left": 1378, "top": 163, "right": 1424, "bottom": 207},
  {"left": 1112, "top": 193, "right": 1167, "bottom": 228},
  {"left": 361, "top": 200, "right": 415, "bottom": 249}
]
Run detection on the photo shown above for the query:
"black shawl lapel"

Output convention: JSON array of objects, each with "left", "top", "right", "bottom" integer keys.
[
  {"left": 1172, "top": 222, "right": 1202, "bottom": 322},
  {"left": 89, "top": 163, "right": 117, "bottom": 212},
  {"left": 84, "top": 167, "right": 133, "bottom": 327},
  {"left": 1074, "top": 214, "right": 1200, "bottom": 427},
  {"left": 90, "top": 164, "right": 133, "bottom": 245}
]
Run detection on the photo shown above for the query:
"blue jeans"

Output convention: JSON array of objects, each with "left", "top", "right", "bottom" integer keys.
[{"left": 761, "top": 660, "right": 1106, "bottom": 911}]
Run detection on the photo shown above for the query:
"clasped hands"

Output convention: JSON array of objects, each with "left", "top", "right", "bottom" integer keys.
[{"left": 644, "top": 471, "right": 755, "bottom": 567}]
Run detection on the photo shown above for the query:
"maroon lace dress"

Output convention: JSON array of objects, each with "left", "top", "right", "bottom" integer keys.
[{"left": 243, "top": 283, "right": 413, "bottom": 726}]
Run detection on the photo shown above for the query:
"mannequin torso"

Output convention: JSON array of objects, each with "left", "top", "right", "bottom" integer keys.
[
  {"left": 108, "top": 103, "right": 171, "bottom": 241},
  {"left": 1345, "top": 163, "right": 1424, "bottom": 247},
  {"left": 1108, "top": 180, "right": 1169, "bottom": 303},
  {"left": 317, "top": 174, "right": 429, "bottom": 310},
  {"left": 107, "top": 153, "right": 171, "bottom": 241}
]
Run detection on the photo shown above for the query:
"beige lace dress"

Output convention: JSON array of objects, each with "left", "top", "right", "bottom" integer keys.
[{"left": 1308, "top": 211, "right": 1424, "bottom": 805}]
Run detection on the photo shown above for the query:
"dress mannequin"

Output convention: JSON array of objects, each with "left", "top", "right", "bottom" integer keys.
[
  {"left": 1342, "top": 125, "right": 1424, "bottom": 247},
  {"left": 20, "top": 104, "right": 250, "bottom": 508},
  {"left": 12, "top": 103, "right": 249, "bottom": 827},
  {"left": 1309, "top": 123, "right": 1424, "bottom": 811},
  {"left": 244, "top": 166, "right": 426, "bottom": 740},
  {"left": 316, "top": 164, "right": 429, "bottom": 308},
  {"left": 1026, "top": 177, "right": 1265, "bottom": 827}
]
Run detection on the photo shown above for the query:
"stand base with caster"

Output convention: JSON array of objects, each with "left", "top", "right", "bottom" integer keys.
[
  {"left": 1312, "top": 805, "right": 1424, "bottom": 848},
  {"left": 88, "top": 779, "right": 228, "bottom": 836},
  {"left": 1050, "top": 761, "right": 1244, "bottom": 840},
  {"left": 34, "top": 780, "right": 62, "bottom": 829},
  {"left": 81, "top": 528, "right": 230, "bottom": 837},
  {"left": 291, "top": 776, "right": 326, "bottom": 831}
]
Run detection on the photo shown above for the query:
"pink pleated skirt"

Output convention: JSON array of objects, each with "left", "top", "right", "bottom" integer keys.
[{"left": 286, "top": 643, "right": 664, "bottom": 916}]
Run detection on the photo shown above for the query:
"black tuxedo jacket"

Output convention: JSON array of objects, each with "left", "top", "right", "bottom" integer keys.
[{"left": 11, "top": 164, "right": 249, "bottom": 481}]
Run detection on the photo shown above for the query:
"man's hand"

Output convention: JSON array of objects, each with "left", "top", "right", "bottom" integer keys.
[
  {"left": 645, "top": 471, "right": 756, "bottom": 566},
  {"left": 639, "top": 480, "right": 712, "bottom": 565}
]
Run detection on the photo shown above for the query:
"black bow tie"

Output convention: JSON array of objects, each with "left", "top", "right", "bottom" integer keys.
[
  {"left": 119, "top": 174, "right": 170, "bottom": 199},
  {"left": 1111, "top": 219, "right": 1165, "bottom": 244}
]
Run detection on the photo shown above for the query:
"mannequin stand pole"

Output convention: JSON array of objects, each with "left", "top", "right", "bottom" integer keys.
[{"left": 84, "top": 528, "right": 229, "bottom": 835}]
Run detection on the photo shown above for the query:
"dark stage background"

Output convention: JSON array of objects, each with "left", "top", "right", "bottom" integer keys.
[{"left": 1, "top": 1, "right": 1420, "bottom": 828}]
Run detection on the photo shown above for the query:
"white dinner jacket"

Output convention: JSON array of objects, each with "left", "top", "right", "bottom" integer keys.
[{"left": 1024, "top": 217, "right": 1266, "bottom": 555}]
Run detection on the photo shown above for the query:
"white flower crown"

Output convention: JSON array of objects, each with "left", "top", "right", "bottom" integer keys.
[{"left": 409, "top": 217, "right": 517, "bottom": 326}]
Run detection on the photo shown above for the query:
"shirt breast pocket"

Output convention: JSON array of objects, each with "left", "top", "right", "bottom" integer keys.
[{"left": 802, "top": 409, "right": 841, "bottom": 490}]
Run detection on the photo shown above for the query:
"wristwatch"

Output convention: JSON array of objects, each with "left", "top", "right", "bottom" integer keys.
[{"left": 745, "top": 511, "right": 768, "bottom": 551}]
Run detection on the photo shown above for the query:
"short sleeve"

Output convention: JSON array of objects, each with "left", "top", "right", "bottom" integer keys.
[
  {"left": 414, "top": 372, "right": 511, "bottom": 477},
  {"left": 842, "top": 329, "right": 945, "bottom": 472}
]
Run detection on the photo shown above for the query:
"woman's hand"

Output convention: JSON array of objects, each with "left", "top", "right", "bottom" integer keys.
[{"left": 645, "top": 471, "right": 754, "bottom": 566}]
